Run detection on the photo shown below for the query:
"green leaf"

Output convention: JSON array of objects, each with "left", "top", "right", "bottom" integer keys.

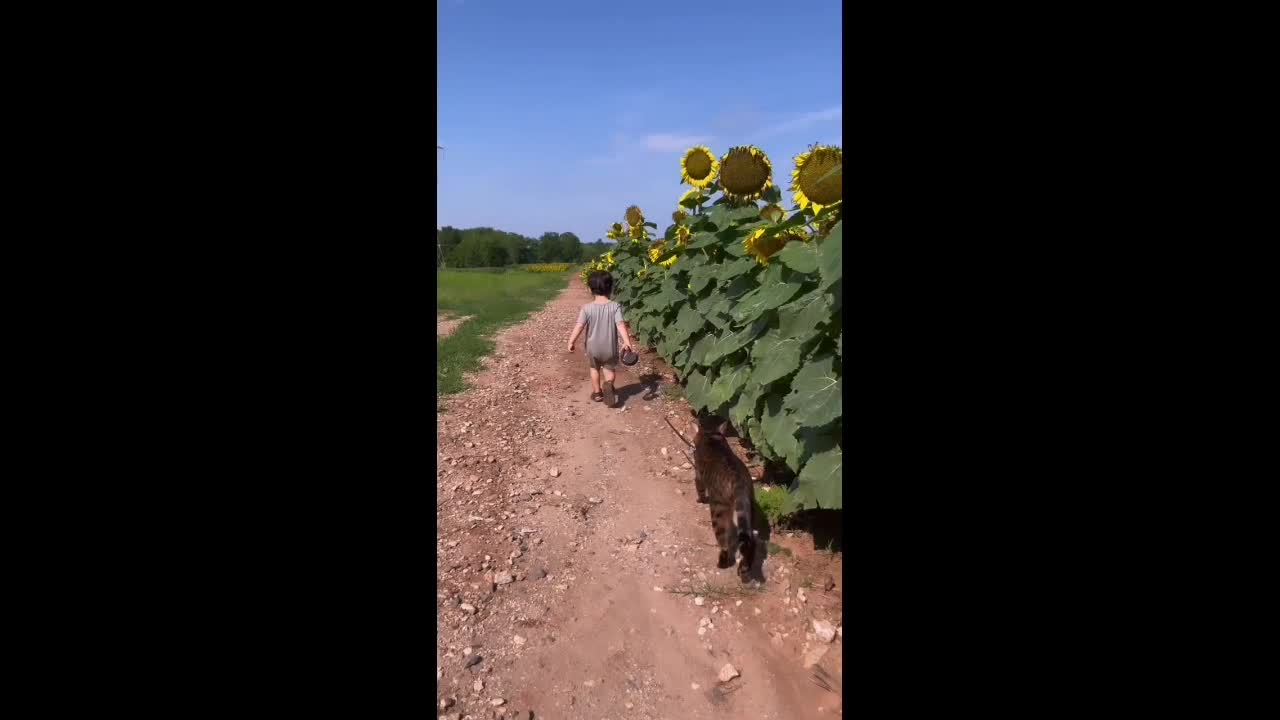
[
  {"left": 715, "top": 256, "right": 755, "bottom": 282},
  {"left": 679, "top": 195, "right": 702, "bottom": 209},
  {"left": 703, "top": 316, "right": 768, "bottom": 364},
  {"left": 762, "top": 185, "right": 782, "bottom": 203},
  {"left": 818, "top": 221, "right": 841, "bottom": 290},
  {"left": 760, "top": 393, "right": 801, "bottom": 469},
  {"left": 643, "top": 221, "right": 658, "bottom": 228},
  {"left": 649, "top": 281, "right": 683, "bottom": 310},
  {"left": 687, "top": 265, "right": 717, "bottom": 293},
  {"left": 729, "top": 381, "right": 764, "bottom": 431},
  {"left": 750, "top": 329, "right": 805, "bottom": 386},
  {"left": 776, "top": 240, "right": 820, "bottom": 274},
  {"left": 778, "top": 290, "right": 830, "bottom": 343},
  {"left": 687, "top": 231, "right": 719, "bottom": 249},
  {"left": 687, "top": 333, "right": 717, "bottom": 366},
  {"left": 791, "top": 446, "right": 842, "bottom": 510},
  {"left": 670, "top": 304, "right": 707, "bottom": 342},
  {"left": 726, "top": 205, "right": 761, "bottom": 224},
  {"left": 731, "top": 279, "right": 803, "bottom": 323},
  {"left": 684, "top": 370, "right": 713, "bottom": 411},
  {"left": 707, "top": 205, "right": 731, "bottom": 230},
  {"left": 708, "top": 363, "right": 750, "bottom": 409},
  {"left": 723, "top": 240, "right": 749, "bottom": 257},
  {"left": 783, "top": 354, "right": 841, "bottom": 429}
]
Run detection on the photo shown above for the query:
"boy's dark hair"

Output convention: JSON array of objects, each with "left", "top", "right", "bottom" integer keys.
[{"left": 587, "top": 270, "right": 614, "bottom": 297}]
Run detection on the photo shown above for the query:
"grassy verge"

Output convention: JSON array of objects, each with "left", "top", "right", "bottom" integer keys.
[{"left": 437, "top": 270, "right": 571, "bottom": 397}]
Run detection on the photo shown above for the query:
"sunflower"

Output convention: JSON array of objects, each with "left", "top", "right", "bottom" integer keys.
[
  {"left": 606, "top": 222, "right": 624, "bottom": 240},
  {"left": 675, "top": 224, "right": 692, "bottom": 245},
  {"left": 680, "top": 146, "right": 719, "bottom": 188},
  {"left": 760, "top": 204, "right": 785, "bottom": 224},
  {"left": 648, "top": 242, "right": 666, "bottom": 263},
  {"left": 603, "top": 251, "right": 616, "bottom": 267},
  {"left": 791, "top": 144, "right": 842, "bottom": 213},
  {"left": 673, "top": 209, "right": 688, "bottom": 225},
  {"left": 625, "top": 205, "right": 645, "bottom": 227},
  {"left": 719, "top": 145, "right": 774, "bottom": 202},
  {"left": 629, "top": 224, "right": 650, "bottom": 241},
  {"left": 679, "top": 188, "right": 704, "bottom": 207},
  {"left": 743, "top": 227, "right": 806, "bottom": 266}
]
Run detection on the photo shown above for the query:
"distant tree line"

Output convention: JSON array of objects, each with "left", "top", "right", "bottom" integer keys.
[{"left": 437, "top": 227, "right": 613, "bottom": 268}]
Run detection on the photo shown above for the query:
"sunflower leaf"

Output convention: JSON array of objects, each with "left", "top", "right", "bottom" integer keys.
[
  {"left": 708, "top": 363, "right": 750, "bottom": 409},
  {"left": 730, "top": 278, "right": 802, "bottom": 323},
  {"left": 669, "top": 304, "right": 707, "bottom": 343},
  {"left": 687, "top": 232, "right": 719, "bottom": 249},
  {"left": 684, "top": 370, "right": 713, "bottom": 411},
  {"left": 643, "top": 222, "right": 658, "bottom": 228},
  {"left": 760, "top": 393, "right": 801, "bottom": 471},
  {"left": 783, "top": 353, "right": 841, "bottom": 429},
  {"left": 762, "top": 185, "right": 782, "bottom": 204},
  {"left": 817, "top": 221, "right": 841, "bottom": 290},
  {"left": 703, "top": 316, "right": 769, "bottom": 365},
  {"left": 778, "top": 289, "right": 830, "bottom": 342},
  {"left": 729, "top": 380, "right": 765, "bottom": 432},
  {"left": 789, "top": 445, "right": 842, "bottom": 511},
  {"left": 750, "top": 329, "right": 805, "bottom": 386},
  {"left": 776, "top": 240, "right": 820, "bottom": 274}
]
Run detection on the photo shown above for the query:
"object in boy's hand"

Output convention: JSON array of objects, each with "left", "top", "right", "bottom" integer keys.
[{"left": 621, "top": 349, "right": 639, "bottom": 366}]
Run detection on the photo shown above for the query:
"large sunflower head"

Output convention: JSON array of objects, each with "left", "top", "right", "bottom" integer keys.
[
  {"left": 760, "top": 204, "right": 785, "bottom": 224},
  {"left": 680, "top": 146, "right": 719, "bottom": 188},
  {"left": 791, "top": 144, "right": 842, "bottom": 213},
  {"left": 673, "top": 209, "right": 688, "bottom": 225},
  {"left": 625, "top": 205, "right": 645, "bottom": 227},
  {"left": 675, "top": 225, "right": 692, "bottom": 245},
  {"left": 719, "top": 145, "right": 774, "bottom": 202},
  {"left": 743, "top": 227, "right": 807, "bottom": 266}
]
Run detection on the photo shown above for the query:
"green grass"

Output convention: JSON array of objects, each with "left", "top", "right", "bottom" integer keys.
[
  {"left": 437, "top": 269, "right": 571, "bottom": 396},
  {"left": 755, "top": 485, "right": 793, "bottom": 526}
]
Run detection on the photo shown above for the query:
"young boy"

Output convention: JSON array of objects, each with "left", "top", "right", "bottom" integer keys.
[{"left": 567, "top": 270, "right": 635, "bottom": 408}]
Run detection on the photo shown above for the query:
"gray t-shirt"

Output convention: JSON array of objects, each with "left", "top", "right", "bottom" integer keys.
[{"left": 578, "top": 301, "right": 624, "bottom": 362}]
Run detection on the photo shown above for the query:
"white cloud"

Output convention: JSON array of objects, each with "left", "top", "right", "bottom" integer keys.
[
  {"left": 751, "top": 105, "right": 842, "bottom": 140},
  {"left": 642, "top": 133, "right": 714, "bottom": 152}
]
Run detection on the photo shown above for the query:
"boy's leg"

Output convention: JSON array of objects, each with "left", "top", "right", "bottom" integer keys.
[
  {"left": 589, "top": 367, "right": 602, "bottom": 394},
  {"left": 602, "top": 366, "right": 617, "bottom": 407}
]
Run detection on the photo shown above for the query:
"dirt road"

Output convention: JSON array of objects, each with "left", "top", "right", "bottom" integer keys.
[{"left": 436, "top": 277, "right": 843, "bottom": 720}]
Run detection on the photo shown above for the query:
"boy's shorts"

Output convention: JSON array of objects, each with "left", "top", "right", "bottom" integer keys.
[{"left": 587, "top": 354, "right": 617, "bottom": 369}]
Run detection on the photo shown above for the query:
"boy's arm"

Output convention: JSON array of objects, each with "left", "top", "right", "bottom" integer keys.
[
  {"left": 616, "top": 321, "right": 634, "bottom": 352},
  {"left": 567, "top": 322, "right": 585, "bottom": 352}
]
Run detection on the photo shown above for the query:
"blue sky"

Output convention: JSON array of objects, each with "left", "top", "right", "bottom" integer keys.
[{"left": 438, "top": 0, "right": 842, "bottom": 242}]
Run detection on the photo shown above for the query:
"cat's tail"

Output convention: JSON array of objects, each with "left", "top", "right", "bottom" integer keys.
[
  {"left": 735, "top": 487, "right": 755, "bottom": 581},
  {"left": 663, "top": 417, "right": 694, "bottom": 447}
]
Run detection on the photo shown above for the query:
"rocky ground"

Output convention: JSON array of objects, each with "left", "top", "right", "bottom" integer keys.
[{"left": 437, "top": 277, "right": 843, "bottom": 720}]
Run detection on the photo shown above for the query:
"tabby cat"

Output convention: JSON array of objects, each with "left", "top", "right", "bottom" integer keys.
[{"left": 667, "top": 412, "right": 756, "bottom": 581}]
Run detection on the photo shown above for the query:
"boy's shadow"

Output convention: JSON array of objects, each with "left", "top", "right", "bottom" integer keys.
[{"left": 616, "top": 372, "right": 662, "bottom": 405}]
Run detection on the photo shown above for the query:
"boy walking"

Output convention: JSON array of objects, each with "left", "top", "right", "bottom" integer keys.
[{"left": 567, "top": 270, "right": 635, "bottom": 408}]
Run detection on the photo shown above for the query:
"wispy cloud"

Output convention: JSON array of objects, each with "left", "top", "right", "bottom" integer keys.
[
  {"left": 642, "top": 133, "right": 714, "bottom": 152},
  {"left": 751, "top": 105, "right": 842, "bottom": 140}
]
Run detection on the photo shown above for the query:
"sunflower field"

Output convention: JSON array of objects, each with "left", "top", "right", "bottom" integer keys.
[
  {"left": 525, "top": 263, "right": 573, "bottom": 272},
  {"left": 582, "top": 144, "right": 842, "bottom": 512}
]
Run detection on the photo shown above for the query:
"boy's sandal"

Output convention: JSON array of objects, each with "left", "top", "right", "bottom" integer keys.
[{"left": 591, "top": 392, "right": 604, "bottom": 402}]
